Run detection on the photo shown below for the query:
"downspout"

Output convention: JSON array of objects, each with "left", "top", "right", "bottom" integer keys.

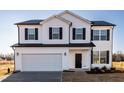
[
  {"left": 111, "top": 26, "right": 115, "bottom": 68},
  {"left": 17, "top": 25, "right": 20, "bottom": 44},
  {"left": 90, "top": 24, "right": 94, "bottom": 70},
  {"left": 11, "top": 25, "right": 19, "bottom": 72},
  {"left": 69, "top": 22, "right": 72, "bottom": 44},
  {"left": 12, "top": 46, "right": 16, "bottom": 72}
]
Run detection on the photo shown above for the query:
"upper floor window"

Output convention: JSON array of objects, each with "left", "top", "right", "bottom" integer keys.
[
  {"left": 52, "top": 28, "right": 60, "bottom": 39},
  {"left": 73, "top": 28, "right": 86, "bottom": 40},
  {"left": 49, "top": 27, "right": 62, "bottom": 40},
  {"left": 101, "top": 30, "right": 107, "bottom": 40},
  {"left": 75, "top": 28, "right": 83, "bottom": 39},
  {"left": 28, "top": 29, "right": 35, "bottom": 40},
  {"left": 93, "top": 30, "right": 99, "bottom": 40},
  {"left": 92, "top": 29, "right": 110, "bottom": 41},
  {"left": 25, "top": 28, "right": 38, "bottom": 40},
  {"left": 93, "top": 51, "right": 109, "bottom": 64}
]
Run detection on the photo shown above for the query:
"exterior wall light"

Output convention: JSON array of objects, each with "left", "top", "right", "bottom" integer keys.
[
  {"left": 64, "top": 52, "right": 66, "bottom": 56},
  {"left": 17, "top": 52, "right": 19, "bottom": 56}
]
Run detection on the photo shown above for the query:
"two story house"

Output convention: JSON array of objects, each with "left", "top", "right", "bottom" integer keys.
[{"left": 12, "top": 10, "right": 115, "bottom": 71}]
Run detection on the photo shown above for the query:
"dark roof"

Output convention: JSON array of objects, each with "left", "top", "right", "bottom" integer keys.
[
  {"left": 15, "top": 19, "right": 44, "bottom": 25},
  {"left": 91, "top": 21, "right": 116, "bottom": 26},
  {"left": 15, "top": 19, "right": 116, "bottom": 26},
  {"left": 11, "top": 42, "right": 95, "bottom": 47}
]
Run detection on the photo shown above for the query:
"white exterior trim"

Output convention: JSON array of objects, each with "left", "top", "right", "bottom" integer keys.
[
  {"left": 57, "top": 10, "right": 91, "bottom": 24},
  {"left": 40, "top": 15, "right": 71, "bottom": 25}
]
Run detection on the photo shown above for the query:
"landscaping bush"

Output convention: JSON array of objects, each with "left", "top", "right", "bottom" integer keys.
[
  {"left": 90, "top": 67, "right": 102, "bottom": 74},
  {"left": 111, "top": 67, "right": 116, "bottom": 71},
  {"left": 101, "top": 66, "right": 107, "bottom": 71}
]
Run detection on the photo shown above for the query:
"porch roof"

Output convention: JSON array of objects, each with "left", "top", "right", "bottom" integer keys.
[{"left": 11, "top": 42, "right": 95, "bottom": 47}]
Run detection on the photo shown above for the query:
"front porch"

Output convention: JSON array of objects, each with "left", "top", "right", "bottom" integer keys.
[{"left": 68, "top": 48, "right": 92, "bottom": 71}]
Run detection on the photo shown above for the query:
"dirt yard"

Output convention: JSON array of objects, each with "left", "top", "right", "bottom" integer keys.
[
  {"left": 62, "top": 71, "right": 124, "bottom": 82},
  {"left": 0, "top": 61, "right": 14, "bottom": 78}
]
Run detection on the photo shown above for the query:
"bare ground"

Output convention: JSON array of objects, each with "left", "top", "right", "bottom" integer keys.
[
  {"left": 0, "top": 61, "right": 14, "bottom": 78},
  {"left": 62, "top": 72, "right": 124, "bottom": 82}
]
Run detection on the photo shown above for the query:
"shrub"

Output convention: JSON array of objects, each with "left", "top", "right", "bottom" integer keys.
[
  {"left": 111, "top": 67, "right": 116, "bottom": 71},
  {"left": 101, "top": 66, "right": 107, "bottom": 71},
  {"left": 93, "top": 67, "right": 101, "bottom": 73}
]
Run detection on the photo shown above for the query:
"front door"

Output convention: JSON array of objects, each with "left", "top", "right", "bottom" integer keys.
[{"left": 75, "top": 54, "right": 82, "bottom": 68}]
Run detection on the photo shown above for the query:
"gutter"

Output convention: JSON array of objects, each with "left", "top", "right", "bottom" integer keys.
[
  {"left": 111, "top": 25, "right": 115, "bottom": 68},
  {"left": 12, "top": 46, "right": 16, "bottom": 72},
  {"left": 17, "top": 25, "right": 20, "bottom": 44},
  {"left": 69, "top": 22, "right": 72, "bottom": 44}
]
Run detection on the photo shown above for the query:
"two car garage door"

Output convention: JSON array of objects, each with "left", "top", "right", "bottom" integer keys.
[{"left": 22, "top": 54, "right": 62, "bottom": 71}]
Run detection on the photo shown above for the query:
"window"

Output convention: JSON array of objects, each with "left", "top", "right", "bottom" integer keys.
[
  {"left": 101, "top": 30, "right": 107, "bottom": 40},
  {"left": 93, "top": 51, "right": 100, "bottom": 64},
  {"left": 100, "top": 51, "right": 107, "bottom": 64},
  {"left": 75, "top": 28, "right": 83, "bottom": 40},
  {"left": 28, "top": 28, "right": 35, "bottom": 40},
  {"left": 93, "top": 51, "right": 108, "bottom": 64},
  {"left": 52, "top": 28, "right": 60, "bottom": 39},
  {"left": 93, "top": 30, "right": 99, "bottom": 40},
  {"left": 93, "top": 30, "right": 108, "bottom": 41}
]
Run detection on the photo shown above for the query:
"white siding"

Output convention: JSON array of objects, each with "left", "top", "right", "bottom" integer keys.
[
  {"left": 15, "top": 47, "right": 69, "bottom": 71},
  {"left": 91, "top": 26, "right": 113, "bottom": 68},
  {"left": 15, "top": 12, "right": 114, "bottom": 70},
  {"left": 60, "top": 13, "right": 91, "bottom": 43},
  {"left": 69, "top": 48, "right": 91, "bottom": 69},
  {"left": 18, "top": 25, "right": 42, "bottom": 44},
  {"left": 42, "top": 17, "right": 69, "bottom": 44}
]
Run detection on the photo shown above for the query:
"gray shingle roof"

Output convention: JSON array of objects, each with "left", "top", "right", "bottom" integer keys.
[
  {"left": 15, "top": 19, "right": 44, "bottom": 25},
  {"left": 91, "top": 21, "right": 116, "bottom": 26},
  {"left": 15, "top": 19, "right": 116, "bottom": 26}
]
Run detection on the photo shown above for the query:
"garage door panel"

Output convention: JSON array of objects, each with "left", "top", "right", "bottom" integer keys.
[{"left": 22, "top": 54, "right": 62, "bottom": 71}]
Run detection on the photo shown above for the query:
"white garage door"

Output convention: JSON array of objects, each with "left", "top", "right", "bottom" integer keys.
[{"left": 22, "top": 54, "right": 62, "bottom": 71}]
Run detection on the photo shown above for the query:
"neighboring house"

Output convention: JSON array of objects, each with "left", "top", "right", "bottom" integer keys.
[{"left": 12, "top": 10, "right": 116, "bottom": 71}]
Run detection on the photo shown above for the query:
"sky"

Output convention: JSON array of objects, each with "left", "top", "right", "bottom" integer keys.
[{"left": 0, "top": 10, "right": 123, "bottom": 54}]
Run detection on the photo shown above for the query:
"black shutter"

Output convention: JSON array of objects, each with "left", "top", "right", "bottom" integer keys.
[
  {"left": 49, "top": 27, "right": 52, "bottom": 39},
  {"left": 91, "top": 29, "right": 93, "bottom": 40},
  {"left": 107, "top": 51, "right": 109, "bottom": 64},
  {"left": 35, "top": 28, "right": 38, "bottom": 40},
  {"left": 83, "top": 28, "right": 86, "bottom": 40},
  {"left": 91, "top": 50, "right": 93, "bottom": 64},
  {"left": 59, "top": 27, "right": 62, "bottom": 39},
  {"left": 107, "top": 29, "right": 110, "bottom": 41},
  {"left": 73, "top": 28, "right": 75, "bottom": 40},
  {"left": 25, "top": 28, "right": 28, "bottom": 40}
]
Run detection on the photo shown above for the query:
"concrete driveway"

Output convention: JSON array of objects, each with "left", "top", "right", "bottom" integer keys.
[{"left": 2, "top": 72, "right": 62, "bottom": 82}]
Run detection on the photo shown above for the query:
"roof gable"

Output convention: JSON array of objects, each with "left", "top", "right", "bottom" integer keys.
[
  {"left": 57, "top": 10, "right": 91, "bottom": 24},
  {"left": 40, "top": 15, "right": 71, "bottom": 25}
]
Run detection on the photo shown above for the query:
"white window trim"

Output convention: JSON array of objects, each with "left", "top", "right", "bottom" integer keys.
[
  {"left": 75, "top": 28, "right": 83, "bottom": 40},
  {"left": 93, "top": 30, "right": 107, "bottom": 41},
  {"left": 100, "top": 30, "right": 107, "bottom": 40},
  {"left": 52, "top": 27, "right": 60, "bottom": 40},
  {"left": 28, "top": 28, "right": 35, "bottom": 40},
  {"left": 93, "top": 51, "right": 108, "bottom": 64},
  {"left": 93, "top": 30, "right": 99, "bottom": 40}
]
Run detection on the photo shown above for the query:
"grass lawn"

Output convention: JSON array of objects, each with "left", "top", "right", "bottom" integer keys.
[
  {"left": 112, "top": 62, "right": 124, "bottom": 70},
  {"left": 0, "top": 61, "right": 14, "bottom": 78}
]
